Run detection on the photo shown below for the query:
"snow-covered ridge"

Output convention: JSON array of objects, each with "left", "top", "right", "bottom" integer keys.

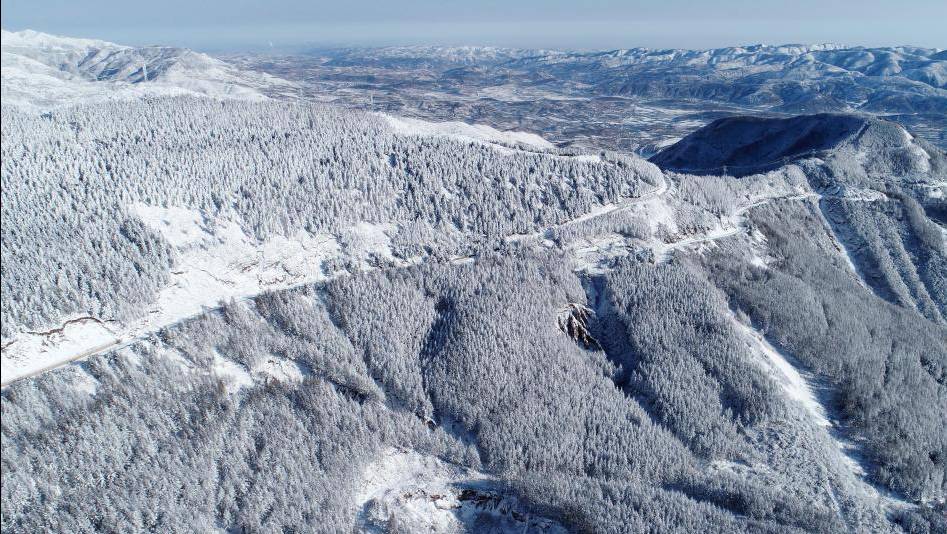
[
  {"left": 650, "top": 113, "right": 939, "bottom": 178},
  {"left": 505, "top": 43, "right": 946, "bottom": 88},
  {"left": 379, "top": 113, "right": 554, "bottom": 150},
  {"left": 0, "top": 205, "right": 397, "bottom": 386},
  {"left": 1, "top": 29, "right": 295, "bottom": 109},
  {"left": 1, "top": 29, "right": 118, "bottom": 51}
]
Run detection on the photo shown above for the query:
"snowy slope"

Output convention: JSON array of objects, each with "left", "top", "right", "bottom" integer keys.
[
  {"left": 650, "top": 113, "right": 938, "bottom": 177},
  {"left": 1, "top": 29, "right": 296, "bottom": 109},
  {"left": 355, "top": 448, "right": 566, "bottom": 533},
  {"left": 0, "top": 205, "right": 401, "bottom": 386},
  {"left": 379, "top": 113, "right": 554, "bottom": 150}
]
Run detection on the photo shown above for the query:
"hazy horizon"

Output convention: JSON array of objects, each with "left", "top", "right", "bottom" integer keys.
[{"left": 2, "top": 0, "right": 944, "bottom": 53}]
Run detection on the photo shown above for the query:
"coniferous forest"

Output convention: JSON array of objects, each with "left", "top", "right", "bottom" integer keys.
[{"left": 2, "top": 36, "right": 946, "bottom": 533}]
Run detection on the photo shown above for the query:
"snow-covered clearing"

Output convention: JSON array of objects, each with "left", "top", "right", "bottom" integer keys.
[
  {"left": 103, "top": 328, "right": 306, "bottom": 396},
  {"left": 211, "top": 350, "right": 254, "bottom": 393},
  {"left": 920, "top": 181, "right": 946, "bottom": 200},
  {"left": 208, "top": 346, "right": 306, "bottom": 394},
  {"left": 0, "top": 205, "right": 398, "bottom": 387},
  {"left": 355, "top": 447, "right": 565, "bottom": 533},
  {"left": 901, "top": 128, "right": 932, "bottom": 173},
  {"left": 822, "top": 216, "right": 867, "bottom": 287},
  {"left": 729, "top": 314, "right": 831, "bottom": 428},
  {"left": 0, "top": 318, "right": 120, "bottom": 387},
  {"left": 728, "top": 311, "right": 912, "bottom": 511},
  {"left": 379, "top": 113, "right": 553, "bottom": 150}
]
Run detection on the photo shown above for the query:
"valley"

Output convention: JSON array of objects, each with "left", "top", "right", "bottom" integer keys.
[{"left": 1, "top": 28, "right": 945, "bottom": 534}]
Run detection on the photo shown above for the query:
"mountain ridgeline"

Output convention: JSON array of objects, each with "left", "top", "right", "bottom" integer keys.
[
  {"left": 650, "top": 113, "right": 873, "bottom": 175},
  {"left": 0, "top": 29, "right": 295, "bottom": 108},
  {"left": 1, "top": 33, "right": 946, "bottom": 534},
  {"left": 235, "top": 42, "right": 947, "bottom": 152},
  {"left": 650, "top": 113, "right": 945, "bottom": 176}
]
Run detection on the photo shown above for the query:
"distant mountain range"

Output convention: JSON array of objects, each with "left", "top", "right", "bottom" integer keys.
[
  {"left": 2, "top": 30, "right": 946, "bottom": 533},
  {"left": 230, "top": 42, "right": 947, "bottom": 151},
  {"left": 505, "top": 44, "right": 946, "bottom": 113},
  {"left": 318, "top": 42, "right": 947, "bottom": 111},
  {"left": 1, "top": 30, "right": 296, "bottom": 109},
  {"left": 7, "top": 29, "right": 942, "bottom": 148},
  {"left": 310, "top": 45, "right": 560, "bottom": 68}
]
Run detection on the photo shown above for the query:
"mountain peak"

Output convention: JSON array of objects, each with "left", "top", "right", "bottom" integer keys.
[
  {"left": 649, "top": 113, "right": 935, "bottom": 178},
  {"left": 1, "top": 29, "right": 295, "bottom": 109},
  {"left": 1, "top": 28, "right": 123, "bottom": 51}
]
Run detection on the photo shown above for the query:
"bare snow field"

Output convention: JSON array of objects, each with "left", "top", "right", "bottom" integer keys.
[
  {"left": 355, "top": 448, "right": 566, "bottom": 533},
  {"left": 1, "top": 29, "right": 295, "bottom": 110},
  {"left": 379, "top": 114, "right": 554, "bottom": 150}
]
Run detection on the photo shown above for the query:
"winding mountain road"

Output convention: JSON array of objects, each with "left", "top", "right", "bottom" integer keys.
[
  {"left": 0, "top": 175, "right": 876, "bottom": 389},
  {"left": 2, "top": 165, "right": 672, "bottom": 388}
]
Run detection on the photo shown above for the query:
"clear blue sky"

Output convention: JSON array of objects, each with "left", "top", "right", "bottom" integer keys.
[{"left": 2, "top": 0, "right": 944, "bottom": 51}]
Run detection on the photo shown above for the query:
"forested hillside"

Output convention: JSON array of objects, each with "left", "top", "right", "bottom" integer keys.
[
  {"left": 1, "top": 99, "right": 657, "bottom": 338},
  {"left": 0, "top": 253, "right": 911, "bottom": 532},
  {"left": 2, "top": 84, "right": 945, "bottom": 532}
]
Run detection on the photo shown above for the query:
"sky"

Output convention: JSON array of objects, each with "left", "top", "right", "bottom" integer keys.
[{"left": 1, "top": 0, "right": 944, "bottom": 52}]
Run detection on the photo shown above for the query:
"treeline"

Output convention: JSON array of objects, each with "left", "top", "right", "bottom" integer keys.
[{"left": 1, "top": 98, "right": 657, "bottom": 336}]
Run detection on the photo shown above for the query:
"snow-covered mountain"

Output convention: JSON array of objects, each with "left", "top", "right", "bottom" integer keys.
[
  {"left": 650, "top": 113, "right": 937, "bottom": 176},
  {"left": 2, "top": 31, "right": 946, "bottom": 534},
  {"left": 293, "top": 42, "right": 947, "bottom": 92},
  {"left": 505, "top": 43, "right": 947, "bottom": 89},
  {"left": 233, "top": 42, "right": 947, "bottom": 153},
  {"left": 1, "top": 29, "right": 296, "bottom": 109},
  {"left": 314, "top": 45, "right": 560, "bottom": 68},
  {"left": 500, "top": 44, "right": 947, "bottom": 115}
]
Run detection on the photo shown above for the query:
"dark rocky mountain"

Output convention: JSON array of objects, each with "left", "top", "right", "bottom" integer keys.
[{"left": 650, "top": 114, "right": 871, "bottom": 175}]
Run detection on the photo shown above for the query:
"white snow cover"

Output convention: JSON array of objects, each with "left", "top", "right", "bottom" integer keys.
[
  {"left": 355, "top": 448, "right": 488, "bottom": 532},
  {"left": 0, "top": 205, "right": 400, "bottom": 386},
  {"left": 355, "top": 447, "right": 566, "bottom": 533},
  {"left": 513, "top": 171, "right": 670, "bottom": 254},
  {"left": 379, "top": 113, "right": 554, "bottom": 150},
  {"left": 0, "top": 166, "right": 900, "bottom": 387},
  {"left": 729, "top": 312, "right": 912, "bottom": 510},
  {"left": 205, "top": 343, "right": 308, "bottom": 394},
  {"left": 1, "top": 167, "right": 662, "bottom": 385},
  {"left": 1, "top": 29, "right": 295, "bottom": 110},
  {"left": 730, "top": 315, "right": 831, "bottom": 428},
  {"left": 0, "top": 318, "right": 119, "bottom": 387},
  {"left": 211, "top": 351, "right": 254, "bottom": 394}
]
